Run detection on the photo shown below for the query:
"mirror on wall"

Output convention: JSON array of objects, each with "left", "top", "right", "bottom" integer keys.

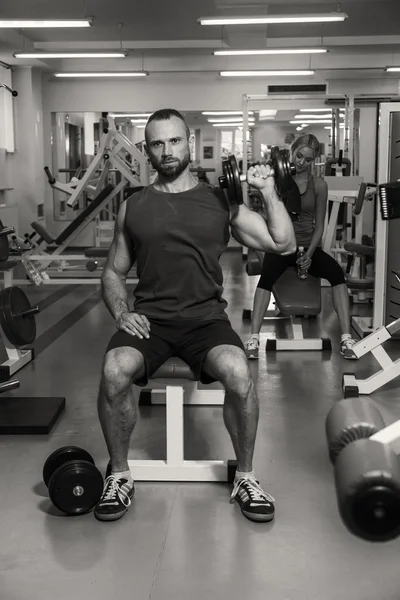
[{"left": 49, "top": 107, "right": 360, "bottom": 220}]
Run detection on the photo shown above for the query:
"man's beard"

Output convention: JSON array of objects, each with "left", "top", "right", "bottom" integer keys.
[{"left": 151, "top": 151, "right": 191, "bottom": 179}]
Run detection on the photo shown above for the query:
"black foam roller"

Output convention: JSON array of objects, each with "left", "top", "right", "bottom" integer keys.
[
  {"left": 326, "top": 398, "right": 385, "bottom": 464},
  {"left": 334, "top": 438, "right": 400, "bottom": 542}
]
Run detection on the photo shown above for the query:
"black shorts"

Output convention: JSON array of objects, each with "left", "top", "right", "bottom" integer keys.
[
  {"left": 257, "top": 246, "right": 346, "bottom": 291},
  {"left": 105, "top": 317, "right": 244, "bottom": 387}
]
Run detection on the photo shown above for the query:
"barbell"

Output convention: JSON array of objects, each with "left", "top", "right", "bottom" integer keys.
[{"left": 219, "top": 146, "right": 300, "bottom": 214}]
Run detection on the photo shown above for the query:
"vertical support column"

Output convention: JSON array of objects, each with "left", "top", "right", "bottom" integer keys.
[
  {"left": 373, "top": 103, "right": 393, "bottom": 329},
  {"left": 242, "top": 94, "right": 248, "bottom": 205},
  {"left": 166, "top": 385, "right": 184, "bottom": 464},
  {"left": 348, "top": 95, "right": 355, "bottom": 176},
  {"left": 343, "top": 98, "right": 349, "bottom": 159},
  {"left": 8, "top": 67, "right": 46, "bottom": 235}
]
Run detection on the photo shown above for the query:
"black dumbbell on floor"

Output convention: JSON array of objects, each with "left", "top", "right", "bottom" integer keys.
[{"left": 43, "top": 446, "right": 104, "bottom": 516}]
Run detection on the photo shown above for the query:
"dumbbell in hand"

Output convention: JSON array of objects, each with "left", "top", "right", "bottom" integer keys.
[{"left": 43, "top": 446, "right": 104, "bottom": 515}]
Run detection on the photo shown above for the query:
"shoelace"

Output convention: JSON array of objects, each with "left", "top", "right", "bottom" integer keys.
[
  {"left": 230, "top": 478, "right": 275, "bottom": 505},
  {"left": 102, "top": 476, "right": 132, "bottom": 507},
  {"left": 343, "top": 338, "right": 357, "bottom": 349},
  {"left": 246, "top": 339, "right": 259, "bottom": 350}
]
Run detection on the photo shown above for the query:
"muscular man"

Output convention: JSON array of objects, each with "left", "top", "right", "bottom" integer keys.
[{"left": 94, "top": 108, "right": 296, "bottom": 523}]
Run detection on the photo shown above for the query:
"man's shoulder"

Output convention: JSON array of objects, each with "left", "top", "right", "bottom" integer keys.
[{"left": 125, "top": 185, "right": 146, "bottom": 203}]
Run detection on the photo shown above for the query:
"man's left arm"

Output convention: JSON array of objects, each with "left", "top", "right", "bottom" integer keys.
[
  {"left": 230, "top": 203, "right": 295, "bottom": 254},
  {"left": 229, "top": 163, "right": 296, "bottom": 255}
]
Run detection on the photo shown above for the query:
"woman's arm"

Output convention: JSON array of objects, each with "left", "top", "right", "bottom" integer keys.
[{"left": 306, "top": 177, "right": 328, "bottom": 257}]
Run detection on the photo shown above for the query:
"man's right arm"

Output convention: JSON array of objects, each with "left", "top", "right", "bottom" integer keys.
[{"left": 101, "top": 201, "right": 136, "bottom": 321}]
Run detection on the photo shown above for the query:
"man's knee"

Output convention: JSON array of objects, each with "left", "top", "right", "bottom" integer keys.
[
  {"left": 102, "top": 347, "right": 144, "bottom": 394},
  {"left": 215, "top": 349, "right": 254, "bottom": 396}
]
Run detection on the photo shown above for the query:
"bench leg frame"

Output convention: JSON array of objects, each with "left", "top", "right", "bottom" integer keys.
[{"left": 129, "top": 384, "right": 236, "bottom": 482}]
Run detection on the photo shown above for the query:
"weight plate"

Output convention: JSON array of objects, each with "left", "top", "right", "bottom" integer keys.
[
  {"left": 228, "top": 155, "right": 244, "bottom": 205},
  {"left": 48, "top": 460, "right": 104, "bottom": 516},
  {"left": 0, "top": 286, "right": 36, "bottom": 346},
  {"left": 222, "top": 158, "right": 236, "bottom": 204},
  {"left": 43, "top": 446, "right": 95, "bottom": 488},
  {"left": 0, "top": 234, "right": 10, "bottom": 263}
]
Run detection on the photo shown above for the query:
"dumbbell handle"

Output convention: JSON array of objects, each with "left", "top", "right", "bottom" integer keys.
[{"left": 14, "top": 306, "right": 40, "bottom": 318}]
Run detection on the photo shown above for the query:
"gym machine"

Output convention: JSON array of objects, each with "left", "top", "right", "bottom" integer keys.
[
  {"left": 370, "top": 103, "right": 400, "bottom": 333},
  {"left": 0, "top": 283, "right": 65, "bottom": 434},
  {"left": 326, "top": 397, "right": 400, "bottom": 542}
]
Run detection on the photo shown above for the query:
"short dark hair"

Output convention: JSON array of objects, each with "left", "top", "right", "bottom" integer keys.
[{"left": 145, "top": 108, "right": 190, "bottom": 143}]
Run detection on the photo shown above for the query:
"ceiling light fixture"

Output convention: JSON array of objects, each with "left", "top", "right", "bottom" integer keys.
[
  {"left": 220, "top": 70, "right": 314, "bottom": 77},
  {"left": 385, "top": 67, "right": 400, "bottom": 72},
  {"left": 290, "top": 119, "right": 332, "bottom": 124},
  {"left": 0, "top": 19, "right": 93, "bottom": 28},
  {"left": 294, "top": 114, "right": 335, "bottom": 119},
  {"left": 208, "top": 117, "right": 255, "bottom": 123},
  {"left": 214, "top": 48, "right": 327, "bottom": 56},
  {"left": 199, "top": 13, "right": 347, "bottom": 26},
  {"left": 202, "top": 111, "right": 254, "bottom": 115},
  {"left": 299, "top": 108, "right": 345, "bottom": 112},
  {"left": 212, "top": 123, "right": 250, "bottom": 127},
  {"left": 110, "top": 113, "right": 153, "bottom": 118},
  {"left": 54, "top": 72, "right": 148, "bottom": 78},
  {"left": 15, "top": 51, "right": 126, "bottom": 58}
]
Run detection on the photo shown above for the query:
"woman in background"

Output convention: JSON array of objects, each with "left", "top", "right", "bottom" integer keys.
[{"left": 243, "top": 133, "right": 358, "bottom": 360}]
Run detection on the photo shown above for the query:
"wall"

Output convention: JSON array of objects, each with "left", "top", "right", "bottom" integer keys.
[
  {"left": 0, "top": 71, "right": 388, "bottom": 240},
  {"left": 252, "top": 121, "right": 332, "bottom": 162},
  {"left": 5, "top": 67, "right": 46, "bottom": 235}
]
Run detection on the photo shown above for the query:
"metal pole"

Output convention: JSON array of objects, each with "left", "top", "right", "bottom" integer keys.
[
  {"left": 242, "top": 93, "right": 248, "bottom": 205},
  {"left": 348, "top": 95, "right": 355, "bottom": 175}
]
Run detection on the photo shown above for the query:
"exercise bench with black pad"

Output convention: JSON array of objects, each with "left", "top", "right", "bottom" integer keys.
[
  {"left": 0, "top": 286, "right": 65, "bottom": 434},
  {"left": 244, "top": 251, "right": 331, "bottom": 351},
  {"left": 129, "top": 357, "right": 236, "bottom": 482}
]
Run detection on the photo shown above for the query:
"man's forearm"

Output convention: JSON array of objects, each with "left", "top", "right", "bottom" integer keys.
[
  {"left": 261, "top": 187, "right": 296, "bottom": 251},
  {"left": 101, "top": 270, "right": 130, "bottom": 320}
]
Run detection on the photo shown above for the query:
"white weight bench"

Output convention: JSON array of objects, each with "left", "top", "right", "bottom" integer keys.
[
  {"left": 244, "top": 251, "right": 331, "bottom": 351},
  {"left": 343, "top": 317, "right": 400, "bottom": 397},
  {"left": 128, "top": 357, "right": 236, "bottom": 482}
]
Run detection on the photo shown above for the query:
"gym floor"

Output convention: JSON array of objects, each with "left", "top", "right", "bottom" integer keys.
[{"left": 1, "top": 249, "right": 399, "bottom": 600}]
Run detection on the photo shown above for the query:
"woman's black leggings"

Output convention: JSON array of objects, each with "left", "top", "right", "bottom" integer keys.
[{"left": 257, "top": 246, "right": 346, "bottom": 291}]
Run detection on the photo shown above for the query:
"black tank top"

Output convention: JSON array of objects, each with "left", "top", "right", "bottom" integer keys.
[{"left": 125, "top": 182, "right": 230, "bottom": 320}]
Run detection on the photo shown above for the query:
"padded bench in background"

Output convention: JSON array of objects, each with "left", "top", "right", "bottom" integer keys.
[{"left": 244, "top": 251, "right": 331, "bottom": 351}]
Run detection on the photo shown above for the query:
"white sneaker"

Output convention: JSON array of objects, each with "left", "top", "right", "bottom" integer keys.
[
  {"left": 340, "top": 337, "right": 358, "bottom": 359},
  {"left": 244, "top": 337, "right": 259, "bottom": 360}
]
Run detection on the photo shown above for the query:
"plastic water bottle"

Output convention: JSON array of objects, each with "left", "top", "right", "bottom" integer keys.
[
  {"left": 297, "top": 246, "right": 308, "bottom": 280},
  {"left": 22, "top": 259, "right": 43, "bottom": 286}
]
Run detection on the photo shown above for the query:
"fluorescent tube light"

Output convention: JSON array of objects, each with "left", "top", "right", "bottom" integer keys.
[
  {"left": 214, "top": 48, "right": 327, "bottom": 56},
  {"left": 220, "top": 70, "right": 314, "bottom": 77},
  {"left": 15, "top": 51, "right": 125, "bottom": 58},
  {"left": 0, "top": 19, "right": 92, "bottom": 28},
  {"left": 54, "top": 72, "right": 148, "bottom": 77},
  {"left": 199, "top": 13, "right": 347, "bottom": 26},
  {"left": 202, "top": 111, "right": 254, "bottom": 115}
]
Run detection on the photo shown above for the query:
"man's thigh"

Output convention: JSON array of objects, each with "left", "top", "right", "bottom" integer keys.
[
  {"left": 105, "top": 321, "right": 174, "bottom": 386},
  {"left": 175, "top": 319, "right": 245, "bottom": 384}
]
